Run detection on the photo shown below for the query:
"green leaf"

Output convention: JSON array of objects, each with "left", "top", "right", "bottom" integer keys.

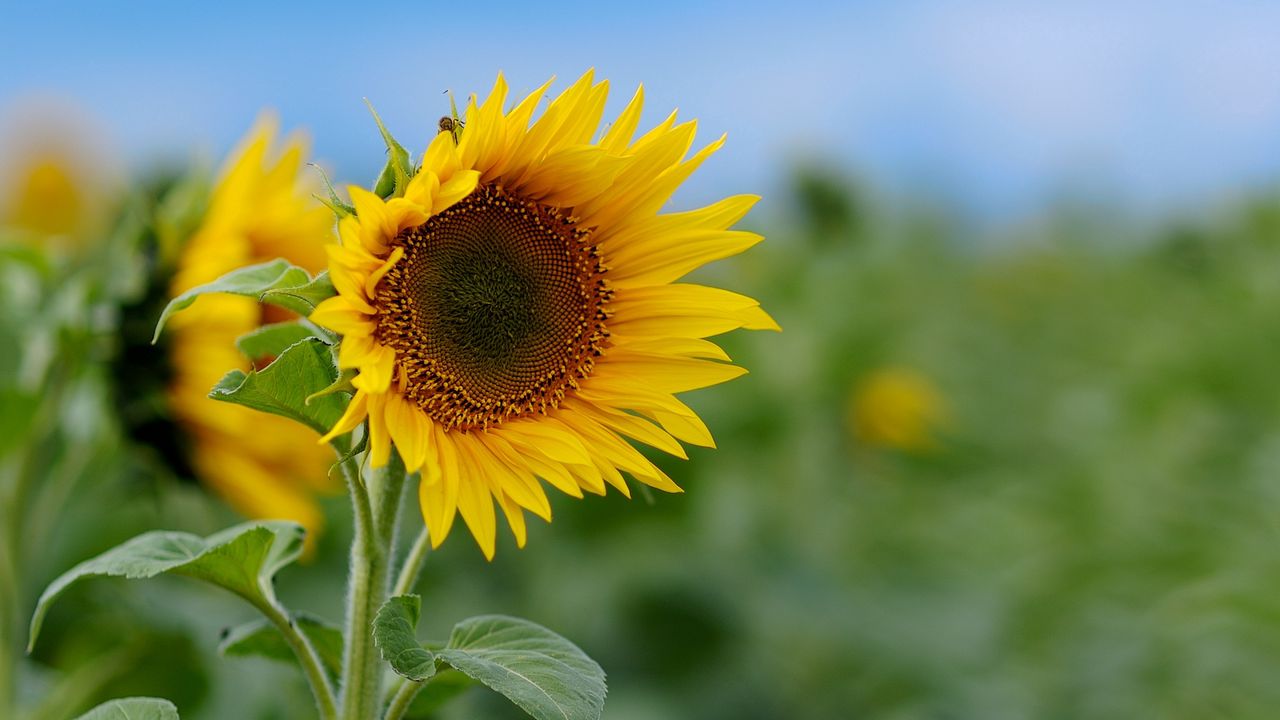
[
  {"left": 220, "top": 613, "right": 344, "bottom": 680},
  {"left": 29, "top": 522, "right": 304, "bottom": 652},
  {"left": 151, "top": 259, "right": 335, "bottom": 342},
  {"left": 75, "top": 697, "right": 179, "bottom": 720},
  {"left": 374, "top": 595, "right": 437, "bottom": 682},
  {"left": 260, "top": 270, "right": 336, "bottom": 316},
  {"left": 437, "top": 615, "right": 606, "bottom": 720},
  {"left": 210, "top": 338, "right": 345, "bottom": 436},
  {"left": 235, "top": 321, "right": 319, "bottom": 362},
  {"left": 366, "top": 99, "right": 414, "bottom": 198}
]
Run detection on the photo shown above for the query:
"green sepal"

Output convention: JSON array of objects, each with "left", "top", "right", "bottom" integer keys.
[
  {"left": 366, "top": 99, "right": 415, "bottom": 199},
  {"left": 309, "top": 162, "right": 355, "bottom": 218},
  {"left": 29, "top": 522, "right": 305, "bottom": 652},
  {"left": 210, "top": 338, "right": 345, "bottom": 436},
  {"left": 306, "top": 366, "right": 357, "bottom": 406},
  {"left": 151, "top": 259, "right": 336, "bottom": 343},
  {"left": 220, "top": 613, "right": 344, "bottom": 681},
  {"left": 436, "top": 615, "right": 607, "bottom": 720},
  {"left": 75, "top": 697, "right": 180, "bottom": 720},
  {"left": 373, "top": 595, "right": 437, "bottom": 682},
  {"left": 445, "top": 90, "right": 465, "bottom": 143}
]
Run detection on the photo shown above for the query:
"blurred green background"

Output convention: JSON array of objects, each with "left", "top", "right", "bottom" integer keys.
[
  {"left": 7, "top": 162, "right": 1280, "bottom": 719},
  {"left": 7, "top": 2, "right": 1280, "bottom": 719}
]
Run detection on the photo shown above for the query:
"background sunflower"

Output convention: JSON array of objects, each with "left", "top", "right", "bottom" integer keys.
[{"left": 163, "top": 121, "right": 340, "bottom": 541}]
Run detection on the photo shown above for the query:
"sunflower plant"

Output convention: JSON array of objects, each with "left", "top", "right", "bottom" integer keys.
[{"left": 28, "top": 71, "right": 775, "bottom": 720}]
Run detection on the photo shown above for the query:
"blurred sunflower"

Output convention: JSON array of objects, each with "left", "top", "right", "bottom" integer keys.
[
  {"left": 849, "top": 367, "right": 947, "bottom": 452},
  {"left": 164, "top": 120, "right": 338, "bottom": 539},
  {"left": 311, "top": 70, "right": 778, "bottom": 558},
  {"left": 0, "top": 99, "right": 117, "bottom": 244}
]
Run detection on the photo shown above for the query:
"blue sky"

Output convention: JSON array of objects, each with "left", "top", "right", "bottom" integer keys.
[{"left": 4, "top": 0, "right": 1280, "bottom": 223}]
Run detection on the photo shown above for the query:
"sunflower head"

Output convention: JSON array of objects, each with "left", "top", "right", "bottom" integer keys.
[
  {"left": 166, "top": 118, "right": 338, "bottom": 545},
  {"left": 0, "top": 100, "right": 117, "bottom": 245},
  {"left": 849, "top": 367, "right": 948, "bottom": 452},
  {"left": 312, "top": 71, "right": 778, "bottom": 558}
]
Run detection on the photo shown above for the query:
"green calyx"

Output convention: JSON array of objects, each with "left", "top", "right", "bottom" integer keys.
[{"left": 365, "top": 99, "right": 416, "bottom": 200}]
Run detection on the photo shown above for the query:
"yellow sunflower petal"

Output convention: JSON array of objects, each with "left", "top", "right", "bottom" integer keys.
[
  {"left": 593, "top": 353, "right": 747, "bottom": 394},
  {"left": 432, "top": 170, "right": 480, "bottom": 214},
  {"left": 320, "top": 389, "right": 369, "bottom": 443},
  {"left": 328, "top": 260, "right": 376, "bottom": 314},
  {"left": 459, "top": 73, "right": 509, "bottom": 173},
  {"left": 386, "top": 198, "right": 429, "bottom": 232},
  {"left": 496, "top": 491, "right": 528, "bottom": 548},
  {"left": 599, "top": 84, "right": 645, "bottom": 153},
  {"left": 495, "top": 418, "right": 595, "bottom": 467},
  {"left": 421, "top": 424, "right": 462, "bottom": 548},
  {"left": 505, "top": 70, "right": 596, "bottom": 175},
  {"left": 367, "top": 392, "right": 392, "bottom": 467},
  {"left": 645, "top": 406, "right": 716, "bottom": 448},
  {"left": 609, "top": 284, "right": 777, "bottom": 339},
  {"left": 365, "top": 246, "right": 404, "bottom": 297},
  {"left": 310, "top": 296, "right": 375, "bottom": 337},
  {"left": 563, "top": 461, "right": 605, "bottom": 496},
  {"left": 476, "top": 433, "right": 553, "bottom": 520},
  {"left": 385, "top": 392, "right": 430, "bottom": 472},
  {"left": 452, "top": 434, "right": 499, "bottom": 559},
  {"left": 354, "top": 345, "right": 396, "bottom": 394},
  {"left": 348, "top": 185, "right": 392, "bottom": 254},
  {"left": 419, "top": 440, "right": 459, "bottom": 548},
  {"left": 565, "top": 398, "right": 688, "bottom": 459}
]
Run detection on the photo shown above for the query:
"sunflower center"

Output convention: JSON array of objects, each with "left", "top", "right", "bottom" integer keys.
[{"left": 376, "top": 184, "right": 611, "bottom": 431}]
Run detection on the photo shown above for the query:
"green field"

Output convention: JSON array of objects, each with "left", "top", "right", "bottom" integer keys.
[{"left": 5, "top": 168, "right": 1280, "bottom": 719}]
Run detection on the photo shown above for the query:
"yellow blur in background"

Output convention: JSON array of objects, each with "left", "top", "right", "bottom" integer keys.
[
  {"left": 850, "top": 367, "right": 947, "bottom": 451},
  {"left": 0, "top": 100, "right": 118, "bottom": 246},
  {"left": 165, "top": 120, "right": 339, "bottom": 544}
]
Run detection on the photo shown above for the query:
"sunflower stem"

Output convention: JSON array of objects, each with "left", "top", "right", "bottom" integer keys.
[
  {"left": 253, "top": 596, "right": 338, "bottom": 720},
  {"left": 392, "top": 526, "right": 431, "bottom": 598},
  {"left": 383, "top": 677, "right": 425, "bottom": 720},
  {"left": 340, "top": 452, "right": 406, "bottom": 720}
]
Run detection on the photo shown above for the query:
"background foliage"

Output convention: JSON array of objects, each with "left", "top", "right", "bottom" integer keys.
[{"left": 7, "top": 162, "right": 1280, "bottom": 718}]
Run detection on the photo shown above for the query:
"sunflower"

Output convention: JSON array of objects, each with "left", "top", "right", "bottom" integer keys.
[
  {"left": 849, "top": 367, "right": 948, "bottom": 452},
  {"left": 0, "top": 100, "right": 117, "bottom": 244},
  {"left": 311, "top": 71, "right": 777, "bottom": 558},
  {"left": 166, "top": 119, "right": 338, "bottom": 539}
]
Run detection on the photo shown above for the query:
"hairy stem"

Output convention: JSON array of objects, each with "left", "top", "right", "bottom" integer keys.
[
  {"left": 254, "top": 597, "right": 338, "bottom": 720},
  {"left": 392, "top": 526, "right": 431, "bottom": 598},
  {"left": 340, "top": 454, "right": 406, "bottom": 720},
  {"left": 383, "top": 677, "right": 425, "bottom": 720}
]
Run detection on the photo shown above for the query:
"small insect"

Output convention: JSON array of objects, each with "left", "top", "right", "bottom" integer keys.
[
  {"left": 438, "top": 90, "right": 464, "bottom": 143},
  {"left": 438, "top": 115, "right": 463, "bottom": 143}
]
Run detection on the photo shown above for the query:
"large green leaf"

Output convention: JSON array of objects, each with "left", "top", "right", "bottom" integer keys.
[
  {"left": 210, "top": 338, "right": 344, "bottom": 436},
  {"left": 437, "top": 615, "right": 607, "bottom": 720},
  {"left": 219, "top": 613, "right": 344, "bottom": 680},
  {"left": 373, "top": 595, "right": 437, "bottom": 682},
  {"left": 151, "top": 259, "right": 334, "bottom": 342},
  {"left": 75, "top": 697, "right": 179, "bottom": 720},
  {"left": 29, "top": 522, "right": 304, "bottom": 652},
  {"left": 235, "top": 321, "right": 320, "bottom": 362}
]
